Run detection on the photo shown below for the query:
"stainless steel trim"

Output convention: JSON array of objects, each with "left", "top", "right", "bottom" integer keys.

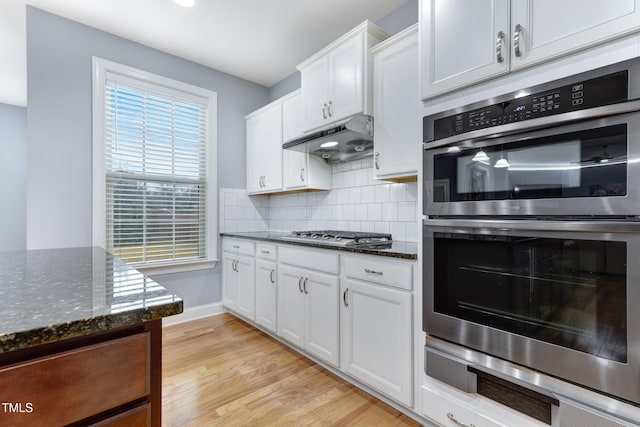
[
  {"left": 425, "top": 337, "right": 640, "bottom": 424},
  {"left": 514, "top": 24, "right": 523, "bottom": 57},
  {"left": 424, "top": 100, "right": 640, "bottom": 149},
  {"left": 496, "top": 30, "right": 505, "bottom": 63},
  {"left": 423, "top": 218, "right": 640, "bottom": 233}
]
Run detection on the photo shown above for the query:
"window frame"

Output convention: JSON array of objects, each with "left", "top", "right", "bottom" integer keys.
[{"left": 92, "top": 57, "right": 218, "bottom": 274}]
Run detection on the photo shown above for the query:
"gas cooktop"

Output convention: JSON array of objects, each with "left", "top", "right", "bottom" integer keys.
[{"left": 280, "top": 230, "right": 392, "bottom": 247}]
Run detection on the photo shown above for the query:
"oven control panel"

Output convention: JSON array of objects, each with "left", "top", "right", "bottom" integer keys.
[{"left": 431, "top": 70, "right": 628, "bottom": 141}]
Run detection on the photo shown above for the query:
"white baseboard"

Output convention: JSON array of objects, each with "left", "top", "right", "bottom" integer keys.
[{"left": 162, "top": 302, "right": 226, "bottom": 326}]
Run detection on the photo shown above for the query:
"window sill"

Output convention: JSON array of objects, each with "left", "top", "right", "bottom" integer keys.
[{"left": 136, "top": 259, "right": 218, "bottom": 276}]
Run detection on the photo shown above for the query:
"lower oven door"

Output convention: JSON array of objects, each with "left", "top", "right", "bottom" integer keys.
[{"left": 423, "top": 219, "right": 640, "bottom": 404}]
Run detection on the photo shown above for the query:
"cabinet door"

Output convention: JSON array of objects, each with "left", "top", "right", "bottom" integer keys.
[
  {"left": 327, "top": 33, "right": 364, "bottom": 124},
  {"left": 420, "top": 0, "right": 510, "bottom": 99},
  {"left": 511, "top": 0, "right": 640, "bottom": 70},
  {"left": 222, "top": 252, "right": 238, "bottom": 311},
  {"left": 301, "top": 55, "right": 330, "bottom": 132},
  {"left": 277, "top": 265, "right": 306, "bottom": 348},
  {"left": 340, "top": 278, "right": 413, "bottom": 405},
  {"left": 373, "top": 27, "right": 419, "bottom": 180},
  {"left": 282, "top": 92, "right": 309, "bottom": 190},
  {"left": 255, "top": 259, "right": 277, "bottom": 333},
  {"left": 304, "top": 270, "right": 340, "bottom": 367},
  {"left": 246, "top": 103, "right": 283, "bottom": 194},
  {"left": 235, "top": 255, "right": 256, "bottom": 321}
]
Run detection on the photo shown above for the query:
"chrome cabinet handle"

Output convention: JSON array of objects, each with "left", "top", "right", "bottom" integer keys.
[
  {"left": 232, "top": 259, "right": 238, "bottom": 272},
  {"left": 343, "top": 288, "right": 349, "bottom": 307},
  {"left": 496, "top": 31, "right": 505, "bottom": 63},
  {"left": 447, "top": 412, "right": 475, "bottom": 427},
  {"left": 261, "top": 249, "right": 270, "bottom": 254},
  {"left": 322, "top": 103, "right": 327, "bottom": 119},
  {"left": 262, "top": 176, "right": 266, "bottom": 188},
  {"left": 374, "top": 152, "right": 380, "bottom": 170},
  {"left": 514, "top": 24, "right": 523, "bottom": 57},
  {"left": 327, "top": 100, "right": 333, "bottom": 117},
  {"left": 300, "top": 168, "right": 305, "bottom": 182},
  {"left": 303, "top": 277, "right": 308, "bottom": 294},
  {"left": 233, "top": 245, "right": 240, "bottom": 249},
  {"left": 364, "top": 268, "right": 383, "bottom": 276},
  {"left": 270, "top": 269, "right": 275, "bottom": 284},
  {"left": 298, "top": 277, "right": 304, "bottom": 293}
]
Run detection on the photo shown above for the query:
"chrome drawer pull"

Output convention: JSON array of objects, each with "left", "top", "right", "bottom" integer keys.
[
  {"left": 447, "top": 412, "right": 475, "bottom": 427},
  {"left": 298, "top": 277, "right": 303, "bottom": 293},
  {"left": 343, "top": 289, "right": 349, "bottom": 307},
  {"left": 364, "top": 268, "right": 383, "bottom": 276},
  {"left": 496, "top": 31, "right": 505, "bottom": 63},
  {"left": 233, "top": 245, "right": 240, "bottom": 249},
  {"left": 261, "top": 250, "right": 270, "bottom": 254},
  {"left": 270, "top": 269, "right": 275, "bottom": 284},
  {"left": 303, "top": 277, "right": 309, "bottom": 294}
]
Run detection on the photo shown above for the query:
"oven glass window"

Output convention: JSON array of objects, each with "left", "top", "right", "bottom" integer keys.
[
  {"left": 433, "top": 233, "right": 627, "bottom": 362},
  {"left": 432, "top": 124, "right": 627, "bottom": 202}
]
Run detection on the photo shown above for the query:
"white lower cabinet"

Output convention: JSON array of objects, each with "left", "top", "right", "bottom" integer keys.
[
  {"left": 278, "top": 264, "right": 340, "bottom": 366},
  {"left": 255, "top": 244, "right": 277, "bottom": 333},
  {"left": 277, "top": 246, "right": 340, "bottom": 367},
  {"left": 421, "top": 382, "right": 547, "bottom": 427},
  {"left": 340, "top": 277, "right": 413, "bottom": 406},
  {"left": 221, "top": 238, "right": 256, "bottom": 320}
]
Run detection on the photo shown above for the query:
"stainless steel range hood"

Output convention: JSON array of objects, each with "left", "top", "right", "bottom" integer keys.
[{"left": 282, "top": 114, "right": 374, "bottom": 164}]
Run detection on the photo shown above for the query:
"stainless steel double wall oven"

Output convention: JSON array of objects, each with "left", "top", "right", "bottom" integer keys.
[{"left": 422, "top": 58, "right": 640, "bottom": 405}]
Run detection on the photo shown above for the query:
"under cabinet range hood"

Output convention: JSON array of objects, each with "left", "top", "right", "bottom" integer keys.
[{"left": 283, "top": 114, "right": 374, "bottom": 163}]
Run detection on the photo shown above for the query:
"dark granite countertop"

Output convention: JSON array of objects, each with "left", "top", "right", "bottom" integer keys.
[
  {"left": 0, "top": 247, "right": 183, "bottom": 353},
  {"left": 220, "top": 231, "right": 417, "bottom": 260}
]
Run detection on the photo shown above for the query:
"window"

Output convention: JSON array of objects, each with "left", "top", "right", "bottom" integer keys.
[{"left": 92, "top": 58, "right": 217, "bottom": 273}]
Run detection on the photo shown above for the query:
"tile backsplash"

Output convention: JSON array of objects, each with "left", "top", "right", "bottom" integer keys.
[{"left": 220, "top": 158, "right": 418, "bottom": 242}]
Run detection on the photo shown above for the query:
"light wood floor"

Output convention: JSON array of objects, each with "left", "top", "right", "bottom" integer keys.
[{"left": 162, "top": 314, "right": 422, "bottom": 426}]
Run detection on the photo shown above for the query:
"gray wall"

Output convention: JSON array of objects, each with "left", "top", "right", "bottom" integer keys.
[
  {"left": 0, "top": 103, "right": 27, "bottom": 251},
  {"left": 26, "top": 7, "right": 269, "bottom": 308},
  {"left": 267, "top": 0, "right": 418, "bottom": 102}
]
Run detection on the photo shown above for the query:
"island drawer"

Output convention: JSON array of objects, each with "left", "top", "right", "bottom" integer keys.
[{"left": 0, "top": 332, "right": 150, "bottom": 427}]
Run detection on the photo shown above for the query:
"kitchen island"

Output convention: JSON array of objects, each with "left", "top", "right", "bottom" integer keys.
[{"left": 0, "top": 247, "right": 182, "bottom": 427}]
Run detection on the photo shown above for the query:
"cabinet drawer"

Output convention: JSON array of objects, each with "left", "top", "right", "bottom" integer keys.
[
  {"left": 422, "top": 385, "right": 481, "bottom": 427},
  {"left": 90, "top": 403, "right": 150, "bottom": 426},
  {"left": 344, "top": 255, "right": 413, "bottom": 290},
  {"left": 0, "top": 333, "right": 149, "bottom": 427},
  {"left": 256, "top": 243, "right": 277, "bottom": 261},
  {"left": 278, "top": 245, "right": 339, "bottom": 274},
  {"left": 223, "top": 238, "right": 256, "bottom": 256}
]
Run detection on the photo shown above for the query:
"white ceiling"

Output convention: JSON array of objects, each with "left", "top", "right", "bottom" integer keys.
[{"left": 0, "top": 0, "right": 411, "bottom": 107}]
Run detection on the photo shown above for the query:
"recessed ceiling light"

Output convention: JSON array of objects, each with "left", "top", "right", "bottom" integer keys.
[{"left": 174, "top": 0, "right": 195, "bottom": 7}]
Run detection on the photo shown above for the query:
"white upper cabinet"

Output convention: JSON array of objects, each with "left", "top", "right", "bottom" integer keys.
[
  {"left": 298, "top": 21, "right": 388, "bottom": 133},
  {"left": 420, "top": 0, "right": 510, "bottom": 99},
  {"left": 511, "top": 0, "right": 640, "bottom": 70},
  {"left": 420, "top": 0, "right": 640, "bottom": 100},
  {"left": 282, "top": 91, "right": 331, "bottom": 191},
  {"left": 372, "top": 24, "right": 420, "bottom": 181},
  {"left": 246, "top": 102, "right": 283, "bottom": 194},
  {"left": 246, "top": 91, "right": 331, "bottom": 195}
]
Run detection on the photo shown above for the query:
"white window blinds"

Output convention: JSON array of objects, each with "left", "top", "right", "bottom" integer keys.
[{"left": 103, "top": 76, "right": 209, "bottom": 266}]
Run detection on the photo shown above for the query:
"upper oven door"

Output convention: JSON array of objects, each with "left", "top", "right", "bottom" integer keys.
[{"left": 423, "top": 112, "right": 640, "bottom": 217}]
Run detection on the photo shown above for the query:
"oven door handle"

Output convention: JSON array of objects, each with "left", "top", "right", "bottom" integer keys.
[
  {"left": 423, "top": 218, "right": 640, "bottom": 233},
  {"left": 423, "top": 99, "right": 640, "bottom": 150}
]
